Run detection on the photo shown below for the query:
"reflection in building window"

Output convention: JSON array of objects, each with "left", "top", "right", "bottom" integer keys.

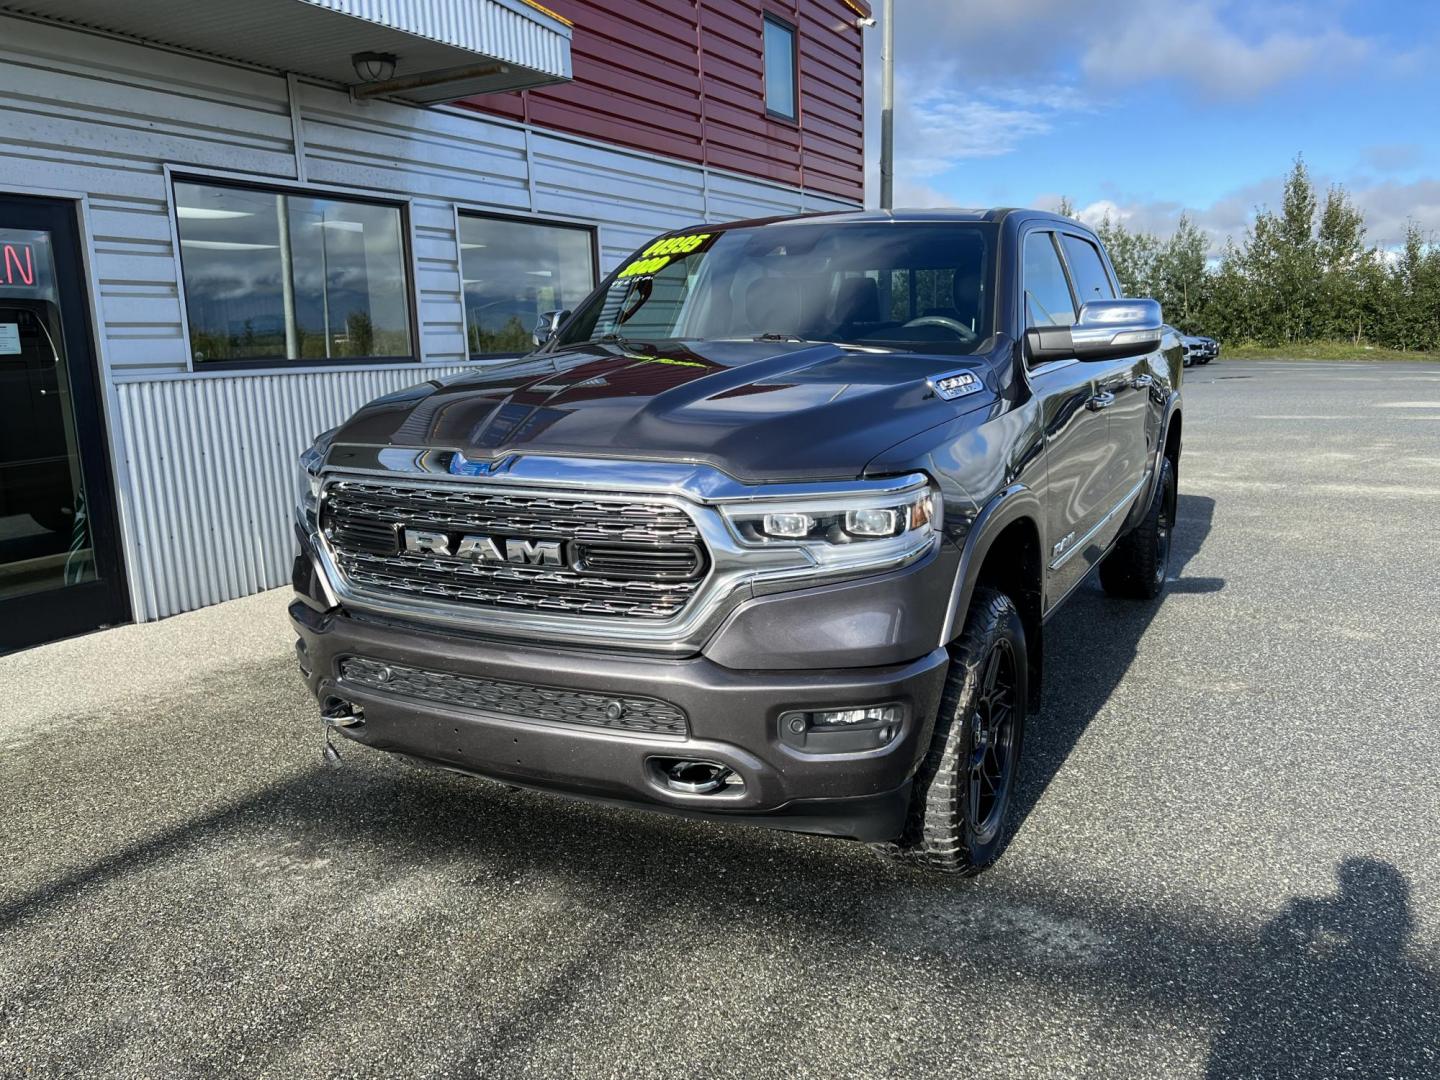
[
  {"left": 459, "top": 214, "right": 596, "bottom": 358},
  {"left": 174, "top": 180, "right": 413, "bottom": 363}
]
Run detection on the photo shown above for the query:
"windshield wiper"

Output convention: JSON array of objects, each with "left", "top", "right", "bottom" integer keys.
[
  {"left": 598, "top": 330, "right": 635, "bottom": 350},
  {"left": 753, "top": 332, "right": 813, "bottom": 343}
]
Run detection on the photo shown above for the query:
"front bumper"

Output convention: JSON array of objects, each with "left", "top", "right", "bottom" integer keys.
[{"left": 290, "top": 601, "right": 949, "bottom": 842}]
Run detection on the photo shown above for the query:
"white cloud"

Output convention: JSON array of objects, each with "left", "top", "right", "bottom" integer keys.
[
  {"left": 863, "top": 58, "right": 1088, "bottom": 205},
  {"left": 878, "top": 0, "right": 1376, "bottom": 99},
  {"left": 1080, "top": 2, "right": 1373, "bottom": 99},
  {"left": 900, "top": 88, "right": 1067, "bottom": 174},
  {"left": 1362, "top": 143, "right": 1424, "bottom": 174}
]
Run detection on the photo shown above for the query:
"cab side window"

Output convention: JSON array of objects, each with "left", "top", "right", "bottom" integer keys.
[
  {"left": 1061, "top": 234, "right": 1116, "bottom": 304},
  {"left": 1023, "top": 231, "right": 1076, "bottom": 330}
]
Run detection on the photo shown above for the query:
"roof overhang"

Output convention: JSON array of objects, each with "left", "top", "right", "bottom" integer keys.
[{"left": 0, "top": 0, "right": 572, "bottom": 104}]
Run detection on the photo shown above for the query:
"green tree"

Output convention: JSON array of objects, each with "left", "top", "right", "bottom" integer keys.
[
  {"left": 1314, "top": 185, "right": 1369, "bottom": 342},
  {"left": 1048, "top": 155, "right": 1439, "bottom": 353},
  {"left": 1385, "top": 223, "right": 1440, "bottom": 351},
  {"left": 1095, "top": 213, "right": 1161, "bottom": 300},
  {"left": 1234, "top": 157, "right": 1321, "bottom": 344},
  {"left": 1154, "top": 214, "right": 1209, "bottom": 330},
  {"left": 1206, "top": 240, "right": 1256, "bottom": 343}
]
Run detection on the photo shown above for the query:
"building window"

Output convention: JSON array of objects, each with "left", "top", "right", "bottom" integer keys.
[
  {"left": 459, "top": 214, "right": 596, "bottom": 357},
  {"left": 174, "top": 179, "right": 414, "bottom": 365},
  {"left": 763, "top": 14, "right": 798, "bottom": 121}
]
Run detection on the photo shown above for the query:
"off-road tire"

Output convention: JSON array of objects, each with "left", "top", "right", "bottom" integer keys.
[
  {"left": 1099, "top": 455, "right": 1176, "bottom": 599},
  {"left": 883, "top": 588, "right": 1028, "bottom": 874}
]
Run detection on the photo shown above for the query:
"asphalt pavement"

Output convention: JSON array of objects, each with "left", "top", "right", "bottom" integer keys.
[{"left": 2, "top": 360, "right": 1438, "bottom": 1079}]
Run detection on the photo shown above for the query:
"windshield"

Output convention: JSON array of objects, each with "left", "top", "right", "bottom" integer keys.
[{"left": 554, "top": 221, "right": 996, "bottom": 354}]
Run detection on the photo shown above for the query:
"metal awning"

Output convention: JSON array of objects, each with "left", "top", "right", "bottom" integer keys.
[{"left": 1, "top": 0, "right": 573, "bottom": 104}]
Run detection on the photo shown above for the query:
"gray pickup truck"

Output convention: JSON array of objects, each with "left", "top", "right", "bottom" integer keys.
[{"left": 290, "top": 208, "right": 1182, "bottom": 873}]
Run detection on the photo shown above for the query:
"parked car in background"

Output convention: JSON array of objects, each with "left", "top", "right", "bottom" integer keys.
[
  {"left": 1174, "top": 329, "right": 1219, "bottom": 365},
  {"left": 290, "top": 209, "right": 1183, "bottom": 875}
]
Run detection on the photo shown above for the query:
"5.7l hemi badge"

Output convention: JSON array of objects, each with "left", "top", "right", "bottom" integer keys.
[{"left": 929, "top": 370, "right": 983, "bottom": 400}]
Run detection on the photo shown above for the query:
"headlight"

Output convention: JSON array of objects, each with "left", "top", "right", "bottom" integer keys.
[
  {"left": 720, "top": 478, "right": 941, "bottom": 573},
  {"left": 296, "top": 427, "right": 339, "bottom": 529}
]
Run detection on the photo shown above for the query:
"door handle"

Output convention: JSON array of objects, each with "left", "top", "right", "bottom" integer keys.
[
  {"left": 1087, "top": 391, "right": 1116, "bottom": 411},
  {"left": 1133, "top": 374, "right": 1154, "bottom": 388}
]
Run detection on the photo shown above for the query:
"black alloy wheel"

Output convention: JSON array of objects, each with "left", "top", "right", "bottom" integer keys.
[
  {"left": 1099, "top": 455, "right": 1177, "bottom": 600},
  {"left": 966, "top": 637, "right": 1019, "bottom": 845},
  {"left": 885, "top": 587, "right": 1029, "bottom": 873}
]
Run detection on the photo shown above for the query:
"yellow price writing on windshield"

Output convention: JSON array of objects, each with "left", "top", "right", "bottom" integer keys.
[
  {"left": 615, "top": 232, "right": 716, "bottom": 279},
  {"left": 617, "top": 255, "right": 672, "bottom": 279},
  {"left": 641, "top": 233, "right": 712, "bottom": 257}
]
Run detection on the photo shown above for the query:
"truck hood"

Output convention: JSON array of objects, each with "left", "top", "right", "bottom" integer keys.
[{"left": 331, "top": 340, "right": 996, "bottom": 482}]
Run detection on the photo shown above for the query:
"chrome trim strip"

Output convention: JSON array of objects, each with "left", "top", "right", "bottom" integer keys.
[{"left": 1048, "top": 473, "right": 1149, "bottom": 571}]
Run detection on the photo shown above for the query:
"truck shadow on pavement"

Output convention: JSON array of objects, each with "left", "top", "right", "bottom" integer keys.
[
  {"left": 1007, "top": 492, "right": 1219, "bottom": 837},
  {"left": 2, "top": 705, "right": 1437, "bottom": 1076},
  {"left": 5, "top": 760, "right": 1436, "bottom": 1077}
]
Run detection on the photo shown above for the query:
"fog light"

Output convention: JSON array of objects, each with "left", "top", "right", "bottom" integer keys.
[
  {"left": 812, "top": 704, "right": 900, "bottom": 727},
  {"left": 779, "top": 704, "right": 904, "bottom": 752}
]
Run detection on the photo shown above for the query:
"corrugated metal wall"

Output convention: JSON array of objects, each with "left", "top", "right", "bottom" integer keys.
[
  {"left": 0, "top": 12, "right": 861, "bottom": 623},
  {"left": 115, "top": 367, "right": 471, "bottom": 620},
  {"left": 303, "top": 0, "right": 572, "bottom": 78},
  {"left": 464, "top": 0, "right": 868, "bottom": 203}
]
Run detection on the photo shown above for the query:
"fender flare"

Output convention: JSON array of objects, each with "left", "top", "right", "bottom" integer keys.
[
  {"left": 938, "top": 483, "right": 1045, "bottom": 647},
  {"left": 1135, "top": 391, "right": 1183, "bottom": 526}
]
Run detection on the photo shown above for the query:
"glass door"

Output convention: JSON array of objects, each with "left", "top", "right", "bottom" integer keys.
[{"left": 0, "top": 195, "right": 129, "bottom": 651}]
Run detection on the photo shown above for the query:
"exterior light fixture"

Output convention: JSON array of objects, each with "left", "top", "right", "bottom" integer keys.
[{"left": 351, "top": 52, "right": 398, "bottom": 83}]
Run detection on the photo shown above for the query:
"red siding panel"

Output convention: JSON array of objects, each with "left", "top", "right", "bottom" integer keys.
[{"left": 458, "top": 0, "right": 866, "bottom": 204}]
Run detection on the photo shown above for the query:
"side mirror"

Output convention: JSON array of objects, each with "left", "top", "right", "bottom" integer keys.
[
  {"left": 1025, "top": 298, "right": 1163, "bottom": 364},
  {"left": 532, "top": 308, "right": 571, "bottom": 348}
]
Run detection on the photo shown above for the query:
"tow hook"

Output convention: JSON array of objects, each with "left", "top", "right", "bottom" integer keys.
[{"left": 319, "top": 698, "right": 364, "bottom": 768}]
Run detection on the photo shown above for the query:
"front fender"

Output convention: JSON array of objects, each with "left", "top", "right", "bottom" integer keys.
[{"left": 938, "top": 483, "right": 1045, "bottom": 647}]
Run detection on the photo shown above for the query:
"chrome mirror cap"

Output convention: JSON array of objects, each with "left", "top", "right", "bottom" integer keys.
[
  {"left": 1071, "top": 298, "right": 1163, "bottom": 359},
  {"left": 1025, "top": 298, "right": 1164, "bottom": 364}
]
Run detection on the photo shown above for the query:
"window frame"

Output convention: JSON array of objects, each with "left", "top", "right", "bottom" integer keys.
[
  {"left": 1056, "top": 230, "right": 1119, "bottom": 306},
  {"left": 455, "top": 207, "right": 601, "bottom": 361},
  {"left": 166, "top": 166, "right": 421, "bottom": 373},
  {"left": 762, "top": 12, "right": 800, "bottom": 124},
  {"left": 1020, "top": 228, "right": 1079, "bottom": 339}
]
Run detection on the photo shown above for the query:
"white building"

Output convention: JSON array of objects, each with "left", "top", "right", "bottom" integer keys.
[{"left": 0, "top": 0, "right": 867, "bottom": 650}]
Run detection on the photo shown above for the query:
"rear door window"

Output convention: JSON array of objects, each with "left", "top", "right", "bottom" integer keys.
[{"left": 1060, "top": 234, "right": 1116, "bottom": 305}]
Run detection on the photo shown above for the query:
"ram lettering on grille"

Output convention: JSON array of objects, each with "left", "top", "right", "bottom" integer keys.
[{"left": 322, "top": 480, "right": 709, "bottom": 620}]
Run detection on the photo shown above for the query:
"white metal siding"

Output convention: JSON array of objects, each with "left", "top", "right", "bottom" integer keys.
[
  {"left": 302, "top": 0, "right": 571, "bottom": 78},
  {"left": 116, "top": 367, "right": 473, "bottom": 620},
  {"left": 1, "top": 14, "right": 860, "bottom": 622}
]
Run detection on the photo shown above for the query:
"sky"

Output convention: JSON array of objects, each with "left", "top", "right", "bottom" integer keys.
[{"left": 861, "top": 0, "right": 1440, "bottom": 252}]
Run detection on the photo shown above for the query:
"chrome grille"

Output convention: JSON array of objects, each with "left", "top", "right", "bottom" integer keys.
[
  {"left": 321, "top": 479, "right": 708, "bottom": 620},
  {"left": 340, "top": 657, "right": 689, "bottom": 737}
]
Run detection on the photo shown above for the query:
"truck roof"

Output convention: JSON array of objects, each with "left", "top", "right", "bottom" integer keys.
[{"left": 695, "top": 206, "right": 1086, "bottom": 233}]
